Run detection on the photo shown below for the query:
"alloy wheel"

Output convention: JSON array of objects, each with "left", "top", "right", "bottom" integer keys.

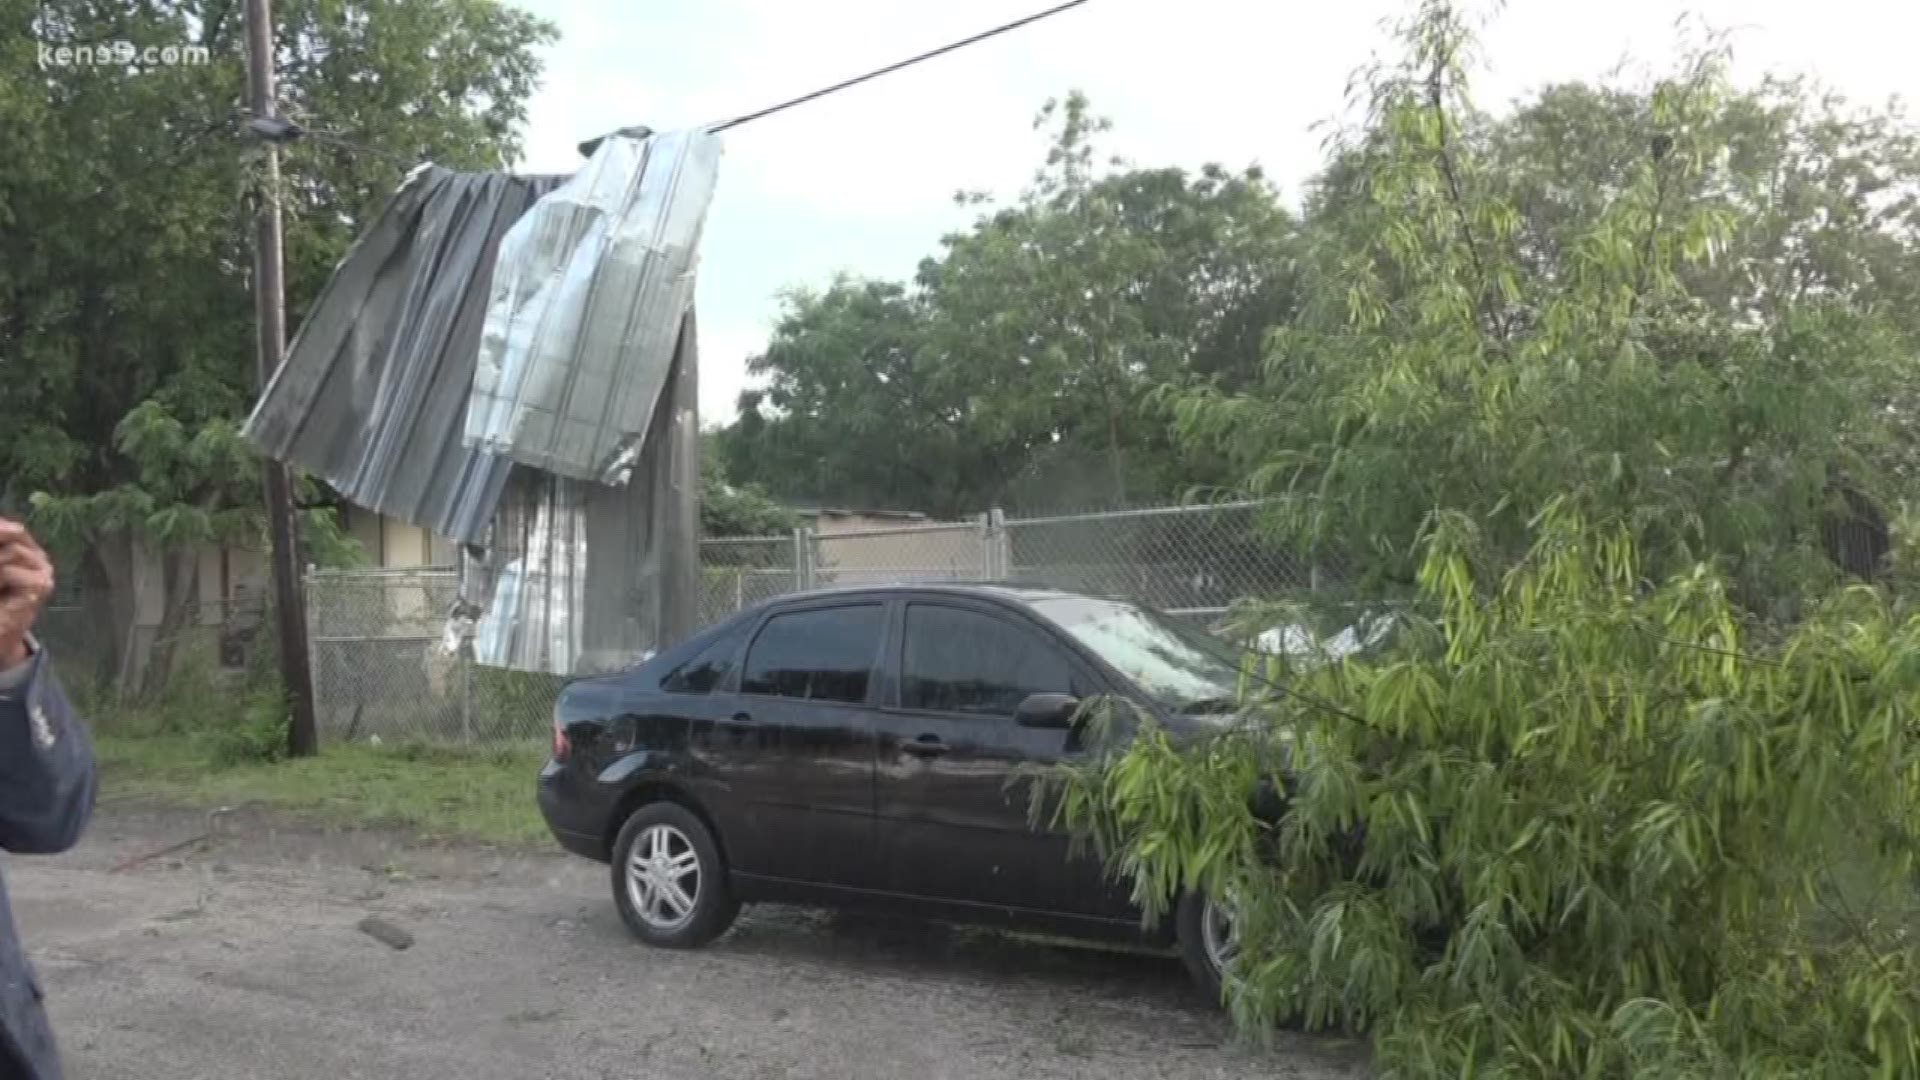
[
  {"left": 624, "top": 823, "right": 702, "bottom": 932},
  {"left": 1200, "top": 895, "right": 1239, "bottom": 980}
]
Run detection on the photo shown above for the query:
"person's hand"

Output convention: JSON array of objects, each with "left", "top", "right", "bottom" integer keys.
[{"left": 0, "top": 519, "right": 55, "bottom": 670}]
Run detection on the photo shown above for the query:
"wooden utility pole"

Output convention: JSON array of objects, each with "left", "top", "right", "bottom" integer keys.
[{"left": 245, "top": 0, "right": 319, "bottom": 757}]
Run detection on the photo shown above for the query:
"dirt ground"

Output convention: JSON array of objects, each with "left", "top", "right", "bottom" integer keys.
[{"left": 7, "top": 802, "right": 1369, "bottom": 1080}]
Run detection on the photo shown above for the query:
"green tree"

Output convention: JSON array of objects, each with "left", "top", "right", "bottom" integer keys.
[
  {"left": 722, "top": 94, "right": 1300, "bottom": 515},
  {"left": 930, "top": 93, "right": 1300, "bottom": 507},
  {"left": 1171, "top": 12, "right": 1920, "bottom": 605},
  {"left": 721, "top": 277, "right": 1005, "bottom": 518},
  {"left": 0, "top": 0, "right": 552, "bottom": 697},
  {"left": 698, "top": 439, "right": 800, "bottom": 538},
  {"left": 1057, "top": 4, "right": 1920, "bottom": 1075}
]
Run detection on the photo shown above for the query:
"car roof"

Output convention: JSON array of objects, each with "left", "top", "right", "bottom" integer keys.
[{"left": 742, "top": 581, "right": 1100, "bottom": 612}]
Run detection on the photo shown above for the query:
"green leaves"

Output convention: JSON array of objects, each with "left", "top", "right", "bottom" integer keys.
[
  {"left": 1056, "top": 507, "right": 1920, "bottom": 1076},
  {"left": 2, "top": 0, "right": 535, "bottom": 693},
  {"left": 721, "top": 95, "right": 1302, "bottom": 514},
  {"left": 697, "top": 442, "right": 802, "bottom": 538},
  {"left": 1169, "top": 14, "right": 1920, "bottom": 602},
  {"left": 2, "top": 0, "right": 550, "bottom": 511},
  {"left": 1046, "top": 13, "right": 1920, "bottom": 1067},
  {"left": 1061, "top": 510, "right": 1920, "bottom": 1074}
]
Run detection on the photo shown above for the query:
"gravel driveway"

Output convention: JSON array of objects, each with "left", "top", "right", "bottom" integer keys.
[{"left": 8, "top": 804, "right": 1368, "bottom": 1080}]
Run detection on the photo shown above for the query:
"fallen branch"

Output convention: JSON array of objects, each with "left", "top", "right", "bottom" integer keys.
[{"left": 110, "top": 833, "right": 210, "bottom": 873}]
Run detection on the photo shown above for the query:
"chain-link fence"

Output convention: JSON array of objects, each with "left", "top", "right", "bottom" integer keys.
[
  {"left": 700, "top": 534, "right": 799, "bottom": 626},
  {"left": 292, "top": 499, "right": 1335, "bottom": 745},
  {"left": 306, "top": 567, "right": 566, "bottom": 744},
  {"left": 1006, "top": 501, "right": 1319, "bottom": 623}
]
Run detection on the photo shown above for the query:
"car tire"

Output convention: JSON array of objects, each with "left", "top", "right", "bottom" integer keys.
[
  {"left": 610, "top": 801, "right": 739, "bottom": 949},
  {"left": 1176, "top": 890, "right": 1234, "bottom": 1003}
]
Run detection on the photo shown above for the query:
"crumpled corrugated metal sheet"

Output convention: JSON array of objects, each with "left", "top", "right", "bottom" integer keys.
[
  {"left": 242, "top": 165, "right": 564, "bottom": 543},
  {"left": 465, "top": 129, "right": 722, "bottom": 485},
  {"left": 458, "top": 312, "right": 702, "bottom": 674}
]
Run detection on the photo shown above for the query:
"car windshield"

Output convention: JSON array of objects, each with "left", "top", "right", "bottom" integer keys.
[{"left": 1029, "top": 596, "right": 1251, "bottom": 714}]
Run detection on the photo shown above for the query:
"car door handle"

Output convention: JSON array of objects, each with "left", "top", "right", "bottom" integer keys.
[
  {"left": 899, "top": 736, "right": 949, "bottom": 756},
  {"left": 726, "top": 712, "right": 755, "bottom": 726}
]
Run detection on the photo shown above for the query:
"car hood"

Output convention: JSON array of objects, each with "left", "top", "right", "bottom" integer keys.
[{"left": 1249, "top": 613, "right": 1399, "bottom": 667}]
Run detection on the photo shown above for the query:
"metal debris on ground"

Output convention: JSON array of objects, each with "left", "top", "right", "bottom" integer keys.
[{"left": 356, "top": 916, "right": 415, "bottom": 951}]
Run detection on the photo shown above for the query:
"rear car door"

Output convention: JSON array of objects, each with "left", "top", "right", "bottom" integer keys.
[
  {"left": 714, "top": 600, "right": 886, "bottom": 890},
  {"left": 871, "top": 598, "right": 1136, "bottom": 921}
]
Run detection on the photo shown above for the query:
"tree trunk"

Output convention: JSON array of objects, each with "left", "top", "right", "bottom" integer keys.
[
  {"left": 89, "top": 532, "right": 144, "bottom": 701},
  {"left": 76, "top": 549, "right": 121, "bottom": 691},
  {"left": 137, "top": 548, "right": 201, "bottom": 703},
  {"left": 1094, "top": 338, "right": 1129, "bottom": 507}
]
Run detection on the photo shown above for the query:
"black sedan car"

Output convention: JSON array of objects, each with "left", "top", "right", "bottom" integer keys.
[{"left": 537, "top": 583, "right": 1250, "bottom": 993}]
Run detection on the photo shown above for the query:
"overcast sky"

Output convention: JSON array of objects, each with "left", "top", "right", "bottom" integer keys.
[{"left": 508, "top": 0, "right": 1920, "bottom": 424}]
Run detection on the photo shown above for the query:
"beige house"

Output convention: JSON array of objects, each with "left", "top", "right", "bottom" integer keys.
[
  {"left": 42, "top": 505, "right": 456, "bottom": 685},
  {"left": 337, "top": 504, "right": 463, "bottom": 570},
  {"left": 802, "top": 508, "right": 990, "bottom": 585},
  {"left": 150, "top": 504, "right": 456, "bottom": 632}
]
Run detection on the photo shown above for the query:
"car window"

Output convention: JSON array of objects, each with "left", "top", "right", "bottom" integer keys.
[
  {"left": 662, "top": 626, "right": 745, "bottom": 694},
  {"left": 1030, "top": 596, "right": 1247, "bottom": 714},
  {"left": 740, "top": 604, "right": 883, "bottom": 704},
  {"left": 901, "top": 603, "right": 1077, "bottom": 718}
]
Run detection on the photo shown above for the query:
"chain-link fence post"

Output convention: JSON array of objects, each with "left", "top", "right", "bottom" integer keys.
[
  {"left": 987, "top": 508, "right": 1009, "bottom": 579},
  {"left": 303, "top": 567, "right": 324, "bottom": 743},
  {"left": 793, "top": 526, "right": 816, "bottom": 590},
  {"left": 459, "top": 638, "right": 473, "bottom": 745},
  {"left": 974, "top": 512, "right": 991, "bottom": 578}
]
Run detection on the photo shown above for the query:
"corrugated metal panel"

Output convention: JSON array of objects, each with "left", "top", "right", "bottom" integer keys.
[
  {"left": 465, "top": 129, "right": 722, "bottom": 484},
  {"left": 461, "top": 314, "right": 702, "bottom": 674},
  {"left": 242, "top": 166, "right": 565, "bottom": 543}
]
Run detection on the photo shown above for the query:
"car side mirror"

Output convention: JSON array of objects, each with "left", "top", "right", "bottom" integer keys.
[{"left": 1014, "top": 692, "right": 1080, "bottom": 730}]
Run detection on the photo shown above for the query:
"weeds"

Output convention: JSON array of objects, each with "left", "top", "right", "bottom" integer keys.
[
  {"left": 78, "top": 633, "right": 548, "bottom": 844},
  {"left": 97, "top": 735, "right": 548, "bottom": 845}
]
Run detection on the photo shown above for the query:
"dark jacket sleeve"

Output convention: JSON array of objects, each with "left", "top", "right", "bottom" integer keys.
[{"left": 0, "top": 647, "right": 96, "bottom": 855}]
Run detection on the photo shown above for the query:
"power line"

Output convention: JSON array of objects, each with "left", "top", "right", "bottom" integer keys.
[
  {"left": 280, "top": 0, "right": 1097, "bottom": 166},
  {"left": 705, "top": 0, "right": 1093, "bottom": 134}
]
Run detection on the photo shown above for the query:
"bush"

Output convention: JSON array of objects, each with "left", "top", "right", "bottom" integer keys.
[
  {"left": 84, "top": 646, "right": 240, "bottom": 739},
  {"left": 1050, "top": 509, "right": 1920, "bottom": 1077},
  {"left": 470, "top": 665, "right": 566, "bottom": 740},
  {"left": 196, "top": 686, "right": 290, "bottom": 768},
  {"left": 88, "top": 631, "right": 292, "bottom": 768}
]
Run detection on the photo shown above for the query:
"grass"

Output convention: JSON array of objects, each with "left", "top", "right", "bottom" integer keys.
[{"left": 96, "top": 734, "right": 552, "bottom": 847}]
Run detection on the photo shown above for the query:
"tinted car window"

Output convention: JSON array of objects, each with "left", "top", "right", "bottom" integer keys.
[
  {"left": 662, "top": 626, "right": 745, "bottom": 694},
  {"left": 901, "top": 604, "right": 1076, "bottom": 717},
  {"left": 741, "top": 604, "right": 883, "bottom": 704}
]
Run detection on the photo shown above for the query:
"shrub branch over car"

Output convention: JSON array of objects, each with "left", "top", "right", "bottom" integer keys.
[{"left": 1052, "top": 509, "right": 1920, "bottom": 1075}]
